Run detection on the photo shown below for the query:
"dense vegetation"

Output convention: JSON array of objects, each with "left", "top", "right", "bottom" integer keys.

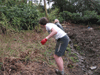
[
  {"left": 51, "top": 0, "right": 100, "bottom": 24},
  {"left": 0, "top": 0, "right": 39, "bottom": 31},
  {"left": 0, "top": 0, "right": 100, "bottom": 31}
]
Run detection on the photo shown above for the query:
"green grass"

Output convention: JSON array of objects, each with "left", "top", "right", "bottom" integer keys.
[
  {"left": 0, "top": 62, "right": 3, "bottom": 70},
  {"left": 0, "top": 30, "right": 57, "bottom": 67},
  {"left": 70, "top": 57, "right": 78, "bottom": 63},
  {"left": 66, "top": 45, "right": 79, "bottom": 63}
]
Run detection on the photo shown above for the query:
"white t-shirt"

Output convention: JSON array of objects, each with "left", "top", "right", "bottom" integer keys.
[{"left": 46, "top": 23, "right": 66, "bottom": 40}]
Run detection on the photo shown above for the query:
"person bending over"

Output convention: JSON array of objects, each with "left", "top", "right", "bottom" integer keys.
[{"left": 39, "top": 17, "right": 69, "bottom": 75}]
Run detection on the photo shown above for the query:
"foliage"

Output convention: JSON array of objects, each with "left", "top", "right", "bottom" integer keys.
[
  {"left": 0, "top": 0, "right": 27, "bottom": 7},
  {"left": 51, "top": 0, "right": 100, "bottom": 13},
  {"left": 0, "top": 5, "right": 6, "bottom": 20},
  {"left": 1, "top": 2, "right": 39, "bottom": 30},
  {"left": 82, "top": 10, "right": 98, "bottom": 24},
  {"left": 58, "top": 11, "right": 81, "bottom": 23},
  {"left": 52, "top": 0, "right": 76, "bottom": 12},
  {"left": 74, "top": 0, "right": 100, "bottom": 14},
  {"left": 58, "top": 10, "right": 100, "bottom": 24},
  {"left": 97, "top": 15, "right": 100, "bottom": 24},
  {"left": 37, "top": 5, "right": 45, "bottom": 19},
  {"left": 0, "top": 13, "right": 10, "bottom": 30},
  {"left": 48, "top": 0, "right": 100, "bottom": 24},
  {"left": 0, "top": 0, "right": 100, "bottom": 30},
  {"left": 71, "top": 13, "right": 81, "bottom": 23},
  {"left": 48, "top": 8, "right": 59, "bottom": 22}
]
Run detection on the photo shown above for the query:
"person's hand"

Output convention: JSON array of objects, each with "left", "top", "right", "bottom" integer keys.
[{"left": 41, "top": 38, "right": 47, "bottom": 45}]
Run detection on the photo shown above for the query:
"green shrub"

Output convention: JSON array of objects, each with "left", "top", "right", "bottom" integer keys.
[
  {"left": 97, "top": 15, "right": 100, "bottom": 24},
  {"left": 82, "top": 11, "right": 98, "bottom": 20},
  {"left": 48, "top": 8, "right": 59, "bottom": 22},
  {"left": 0, "top": 5, "right": 6, "bottom": 20},
  {"left": 82, "top": 10, "right": 98, "bottom": 24},
  {"left": 62, "top": 11, "right": 72, "bottom": 21},
  {"left": 37, "top": 5, "right": 45, "bottom": 19},
  {"left": 1, "top": 0, "right": 27, "bottom": 8},
  {"left": 58, "top": 10, "right": 100, "bottom": 24},
  {"left": 71, "top": 13, "right": 81, "bottom": 23},
  {"left": 58, "top": 12, "right": 64, "bottom": 23},
  {"left": 58, "top": 11, "right": 71, "bottom": 23},
  {"left": 1, "top": 3, "right": 39, "bottom": 30},
  {"left": 58, "top": 11, "right": 81, "bottom": 23}
]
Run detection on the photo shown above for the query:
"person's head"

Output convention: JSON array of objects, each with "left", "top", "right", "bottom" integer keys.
[
  {"left": 54, "top": 19, "right": 59, "bottom": 23},
  {"left": 39, "top": 17, "right": 48, "bottom": 26}
]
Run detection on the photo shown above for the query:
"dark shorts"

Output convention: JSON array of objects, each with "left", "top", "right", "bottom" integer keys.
[{"left": 55, "top": 35, "right": 69, "bottom": 57}]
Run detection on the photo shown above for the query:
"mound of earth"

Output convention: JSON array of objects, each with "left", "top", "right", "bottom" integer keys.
[
  {"left": 0, "top": 57, "right": 56, "bottom": 75},
  {"left": 64, "top": 24, "right": 100, "bottom": 75}
]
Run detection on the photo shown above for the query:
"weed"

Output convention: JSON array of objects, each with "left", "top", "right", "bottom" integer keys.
[
  {"left": 66, "top": 47, "right": 72, "bottom": 56},
  {"left": 70, "top": 57, "right": 78, "bottom": 63},
  {"left": 73, "top": 53, "right": 77, "bottom": 56},
  {"left": 35, "top": 24, "right": 42, "bottom": 33},
  {"left": 67, "top": 63, "right": 74, "bottom": 68},
  {"left": 0, "top": 62, "right": 3, "bottom": 70},
  {"left": 25, "top": 56, "right": 30, "bottom": 62},
  {"left": 76, "top": 46, "right": 80, "bottom": 51},
  {"left": 48, "top": 60, "right": 56, "bottom": 67},
  {"left": 67, "top": 47, "right": 71, "bottom": 52},
  {"left": 80, "top": 52, "right": 84, "bottom": 55}
]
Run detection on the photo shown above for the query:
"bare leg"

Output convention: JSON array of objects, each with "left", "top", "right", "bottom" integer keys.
[{"left": 54, "top": 54, "right": 64, "bottom": 71}]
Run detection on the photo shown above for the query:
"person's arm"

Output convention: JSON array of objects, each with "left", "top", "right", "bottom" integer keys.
[
  {"left": 41, "top": 27, "right": 57, "bottom": 45},
  {"left": 46, "top": 27, "right": 57, "bottom": 39}
]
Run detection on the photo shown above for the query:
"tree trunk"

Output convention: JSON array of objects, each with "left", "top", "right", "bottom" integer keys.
[{"left": 44, "top": 0, "right": 48, "bottom": 20}]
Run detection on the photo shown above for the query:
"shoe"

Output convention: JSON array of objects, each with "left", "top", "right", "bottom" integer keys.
[
  {"left": 55, "top": 69, "right": 60, "bottom": 74},
  {"left": 55, "top": 69, "right": 66, "bottom": 75}
]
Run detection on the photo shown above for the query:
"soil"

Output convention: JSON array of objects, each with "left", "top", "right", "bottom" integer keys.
[
  {"left": 64, "top": 23, "right": 100, "bottom": 75},
  {"left": 0, "top": 23, "right": 100, "bottom": 75}
]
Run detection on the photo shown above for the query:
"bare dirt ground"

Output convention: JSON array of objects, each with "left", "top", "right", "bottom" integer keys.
[
  {"left": 64, "top": 23, "right": 100, "bottom": 75},
  {"left": 0, "top": 23, "right": 100, "bottom": 75}
]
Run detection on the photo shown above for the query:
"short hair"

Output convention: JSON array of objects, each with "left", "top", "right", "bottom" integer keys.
[{"left": 39, "top": 17, "right": 48, "bottom": 25}]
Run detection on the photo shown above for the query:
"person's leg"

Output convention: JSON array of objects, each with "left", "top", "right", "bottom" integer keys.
[
  {"left": 54, "top": 35, "right": 69, "bottom": 74},
  {"left": 54, "top": 54, "right": 63, "bottom": 71}
]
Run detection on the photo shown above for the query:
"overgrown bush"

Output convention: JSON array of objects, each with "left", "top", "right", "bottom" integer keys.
[
  {"left": 58, "top": 11, "right": 81, "bottom": 23},
  {"left": 60, "top": 11, "right": 72, "bottom": 21},
  {"left": 37, "top": 5, "right": 45, "bottom": 19},
  {"left": 1, "top": 2, "right": 39, "bottom": 30},
  {"left": 48, "top": 8, "right": 59, "bottom": 22},
  {"left": 97, "top": 15, "right": 100, "bottom": 24},
  {"left": 58, "top": 10, "right": 100, "bottom": 24},
  {"left": 82, "top": 10, "right": 98, "bottom": 24}
]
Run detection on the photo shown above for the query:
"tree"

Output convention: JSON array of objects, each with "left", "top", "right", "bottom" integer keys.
[
  {"left": 51, "top": 0, "right": 76, "bottom": 12},
  {"left": 50, "top": 0, "right": 100, "bottom": 13},
  {"left": 74, "top": 0, "right": 100, "bottom": 13},
  {"left": 44, "top": 0, "right": 48, "bottom": 19}
]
